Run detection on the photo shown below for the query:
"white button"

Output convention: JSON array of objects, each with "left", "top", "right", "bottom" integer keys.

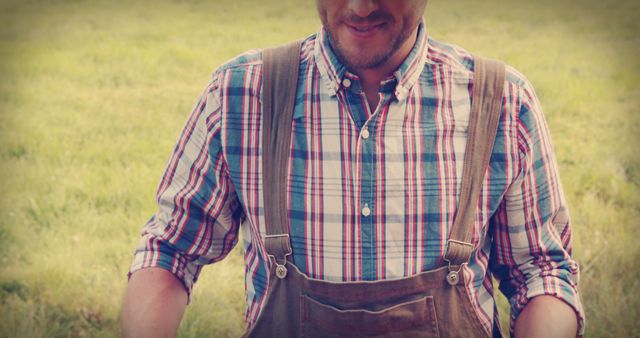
[
  {"left": 342, "top": 78, "right": 352, "bottom": 88},
  {"left": 361, "top": 204, "right": 371, "bottom": 217},
  {"left": 361, "top": 129, "right": 370, "bottom": 139}
]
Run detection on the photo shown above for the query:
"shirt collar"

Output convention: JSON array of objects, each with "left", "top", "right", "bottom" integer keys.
[{"left": 314, "top": 20, "right": 428, "bottom": 101}]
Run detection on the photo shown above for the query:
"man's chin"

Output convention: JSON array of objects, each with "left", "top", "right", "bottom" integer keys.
[
  {"left": 327, "top": 30, "right": 394, "bottom": 71},
  {"left": 340, "top": 51, "right": 392, "bottom": 71},
  {"left": 329, "top": 40, "right": 383, "bottom": 67}
]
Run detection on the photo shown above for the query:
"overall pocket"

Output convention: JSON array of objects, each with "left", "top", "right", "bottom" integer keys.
[{"left": 300, "top": 294, "right": 440, "bottom": 338}]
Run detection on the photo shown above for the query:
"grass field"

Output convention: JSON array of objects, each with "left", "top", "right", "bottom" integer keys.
[{"left": 0, "top": 0, "right": 638, "bottom": 337}]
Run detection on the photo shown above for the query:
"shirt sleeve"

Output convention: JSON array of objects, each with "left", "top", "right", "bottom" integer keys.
[
  {"left": 128, "top": 71, "right": 244, "bottom": 296},
  {"left": 489, "top": 77, "right": 585, "bottom": 336}
]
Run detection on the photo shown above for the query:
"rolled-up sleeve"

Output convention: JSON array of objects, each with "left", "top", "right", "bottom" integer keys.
[
  {"left": 490, "top": 78, "right": 585, "bottom": 336},
  {"left": 128, "top": 71, "right": 243, "bottom": 296}
]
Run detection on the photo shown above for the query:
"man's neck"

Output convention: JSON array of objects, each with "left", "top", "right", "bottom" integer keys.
[{"left": 352, "top": 27, "right": 419, "bottom": 112}]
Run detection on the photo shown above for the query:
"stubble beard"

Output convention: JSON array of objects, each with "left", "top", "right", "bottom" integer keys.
[{"left": 324, "top": 17, "right": 418, "bottom": 71}]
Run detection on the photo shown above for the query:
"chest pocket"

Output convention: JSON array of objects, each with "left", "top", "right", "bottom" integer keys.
[{"left": 300, "top": 294, "right": 440, "bottom": 338}]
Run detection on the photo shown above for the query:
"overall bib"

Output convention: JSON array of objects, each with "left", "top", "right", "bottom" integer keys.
[{"left": 244, "top": 41, "right": 505, "bottom": 338}]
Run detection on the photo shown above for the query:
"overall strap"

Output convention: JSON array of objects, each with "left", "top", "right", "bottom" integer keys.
[
  {"left": 443, "top": 56, "right": 506, "bottom": 269},
  {"left": 261, "top": 40, "right": 302, "bottom": 268}
]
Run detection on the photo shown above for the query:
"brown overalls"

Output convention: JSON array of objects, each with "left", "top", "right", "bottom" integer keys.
[{"left": 244, "top": 41, "right": 505, "bottom": 338}]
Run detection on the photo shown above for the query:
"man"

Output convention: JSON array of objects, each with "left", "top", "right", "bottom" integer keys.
[{"left": 122, "top": 1, "right": 584, "bottom": 337}]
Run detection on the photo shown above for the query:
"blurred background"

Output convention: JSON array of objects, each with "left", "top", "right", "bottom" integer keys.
[{"left": 0, "top": 0, "right": 638, "bottom": 337}]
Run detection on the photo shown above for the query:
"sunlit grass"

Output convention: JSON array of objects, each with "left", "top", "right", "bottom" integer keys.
[{"left": 0, "top": 0, "right": 638, "bottom": 337}]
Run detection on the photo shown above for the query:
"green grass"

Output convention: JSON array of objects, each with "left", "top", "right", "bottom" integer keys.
[{"left": 0, "top": 0, "right": 638, "bottom": 337}]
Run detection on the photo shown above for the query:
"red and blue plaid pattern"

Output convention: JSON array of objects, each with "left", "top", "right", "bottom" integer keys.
[{"left": 129, "top": 23, "right": 584, "bottom": 336}]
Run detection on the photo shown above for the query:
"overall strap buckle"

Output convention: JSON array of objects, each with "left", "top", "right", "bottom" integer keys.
[
  {"left": 264, "top": 234, "right": 292, "bottom": 279},
  {"left": 443, "top": 240, "right": 474, "bottom": 286}
]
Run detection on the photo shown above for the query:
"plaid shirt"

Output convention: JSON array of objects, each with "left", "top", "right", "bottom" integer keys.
[{"left": 129, "top": 23, "right": 584, "bottom": 336}]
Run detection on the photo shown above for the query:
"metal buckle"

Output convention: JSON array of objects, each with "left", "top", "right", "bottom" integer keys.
[
  {"left": 443, "top": 240, "right": 474, "bottom": 286},
  {"left": 265, "top": 234, "right": 292, "bottom": 279}
]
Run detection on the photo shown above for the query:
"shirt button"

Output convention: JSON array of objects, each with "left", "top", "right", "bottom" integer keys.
[
  {"left": 342, "top": 78, "right": 352, "bottom": 88},
  {"left": 361, "top": 129, "right": 370, "bottom": 139},
  {"left": 361, "top": 204, "right": 371, "bottom": 217}
]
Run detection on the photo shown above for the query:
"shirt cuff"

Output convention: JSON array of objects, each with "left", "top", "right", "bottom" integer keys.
[
  {"left": 509, "top": 274, "right": 585, "bottom": 337},
  {"left": 128, "top": 236, "right": 203, "bottom": 300}
]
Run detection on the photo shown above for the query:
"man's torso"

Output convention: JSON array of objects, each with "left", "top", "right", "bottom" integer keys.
[{"left": 212, "top": 30, "right": 524, "bottom": 332}]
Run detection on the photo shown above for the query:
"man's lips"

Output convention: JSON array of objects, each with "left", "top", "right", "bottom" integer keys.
[{"left": 344, "top": 22, "right": 386, "bottom": 39}]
